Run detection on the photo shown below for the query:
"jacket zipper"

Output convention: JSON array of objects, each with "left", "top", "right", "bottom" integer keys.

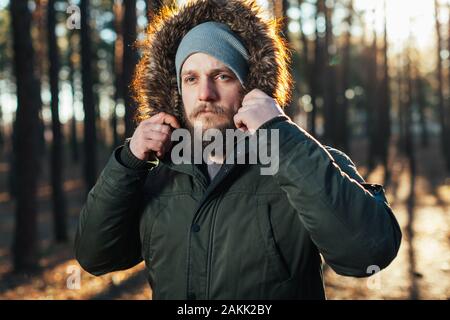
[
  {"left": 205, "top": 194, "right": 223, "bottom": 299},
  {"left": 185, "top": 165, "right": 234, "bottom": 299}
]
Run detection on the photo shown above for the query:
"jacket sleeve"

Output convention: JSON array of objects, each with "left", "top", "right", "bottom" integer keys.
[
  {"left": 74, "top": 146, "right": 157, "bottom": 276},
  {"left": 259, "top": 117, "right": 402, "bottom": 277}
]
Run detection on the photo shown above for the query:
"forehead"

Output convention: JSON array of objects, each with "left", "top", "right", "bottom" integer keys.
[{"left": 181, "top": 52, "right": 231, "bottom": 75}]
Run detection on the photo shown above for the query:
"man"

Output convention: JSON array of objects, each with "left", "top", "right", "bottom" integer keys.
[{"left": 75, "top": 0, "right": 401, "bottom": 299}]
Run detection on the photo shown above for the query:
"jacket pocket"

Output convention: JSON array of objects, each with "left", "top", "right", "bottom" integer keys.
[{"left": 256, "top": 198, "right": 291, "bottom": 283}]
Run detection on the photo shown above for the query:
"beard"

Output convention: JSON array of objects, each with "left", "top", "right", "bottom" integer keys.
[
  {"left": 184, "top": 103, "right": 237, "bottom": 148},
  {"left": 186, "top": 103, "right": 235, "bottom": 129},
  {"left": 182, "top": 103, "right": 239, "bottom": 163}
]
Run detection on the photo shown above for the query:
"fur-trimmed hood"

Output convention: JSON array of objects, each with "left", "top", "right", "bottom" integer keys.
[{"left": 131, "top": 0, "right": 293, "bottom": 126}]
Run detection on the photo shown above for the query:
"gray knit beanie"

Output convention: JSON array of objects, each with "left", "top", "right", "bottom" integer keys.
[{"left": 175, "top": 21, "right": 250, "bottom": 94}]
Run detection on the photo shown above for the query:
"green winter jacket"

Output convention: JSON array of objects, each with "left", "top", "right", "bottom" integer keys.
[{"left": 75, "top": 116, "right": 401, "bottom": 299}]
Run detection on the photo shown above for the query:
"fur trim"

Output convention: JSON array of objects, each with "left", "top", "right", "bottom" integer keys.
[{"left": 131, "top": 0, "right": 293, "bottom": 126}]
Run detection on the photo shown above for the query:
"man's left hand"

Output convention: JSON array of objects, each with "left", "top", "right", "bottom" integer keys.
[{"left": 234, "top": 89, "right": 286, "bottom": 133}]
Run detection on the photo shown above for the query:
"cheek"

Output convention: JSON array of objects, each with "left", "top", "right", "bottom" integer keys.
[
  {"left": 222, "top": 86, "right": 243, "bottom": 109},
  {"left": 182, "top": 92, "right": 196, "bottom": 115}
]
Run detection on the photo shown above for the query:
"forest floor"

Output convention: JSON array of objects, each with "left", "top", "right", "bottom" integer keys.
[{"left": 0, "top": 134, "right": 448, "bottom": 300}]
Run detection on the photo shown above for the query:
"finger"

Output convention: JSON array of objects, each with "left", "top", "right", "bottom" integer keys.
[
  {"left": 160, "top": 113, "right": 181, "bottom": 129},
  {"left": 148, "top": 123, "right": 172, "bottom": 135},
  {"left": 237, "top": 124, "right": 248, "bottom": 132},
  {"left": 242, "top": 89, "right": 263, "bottom": 103},
  {"left": 146, "top": 112, "right": 181, "bottom": 129},
  {"left": 241, "top": 94, "right": 262, "bottom": 105},
  {"left": 146, "top": 113, "right": 164, "bottom": 124},
  {"left": 248, "top": 88, "right": 266, "bottom": 98},
  {"left": 145, "top": 139, "right": 165, "bottom": 154},
  {"left": 233, "top": 113, "right": 246, "bottom": 130},
  {"left": 242, "top": 92, "right": 270, "bottom": 105},
  {"left": 156, "top": 139, "right": 174, "bottom": 158},
  {"left": 239, "top": 103, "right": 256, "bottom": 112},
  {"left": 143, "top": 129, "right": 170, "bottom": 142}
]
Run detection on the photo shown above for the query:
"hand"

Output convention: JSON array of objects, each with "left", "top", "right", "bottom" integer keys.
[
  {"left": 129, "top": 112, "right": 181, "bottom": 160},
  {"left": 233, "top": 89, "right": 285, "bottom": 134}
]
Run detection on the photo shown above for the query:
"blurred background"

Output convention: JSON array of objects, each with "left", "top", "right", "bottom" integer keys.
[{"left": 0, "top": 0, "right": 449, "bottom": 300}]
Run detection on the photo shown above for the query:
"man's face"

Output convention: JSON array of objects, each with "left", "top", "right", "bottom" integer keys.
[{"left": 180, "top": 52, "right": 244, "bottom": 134}]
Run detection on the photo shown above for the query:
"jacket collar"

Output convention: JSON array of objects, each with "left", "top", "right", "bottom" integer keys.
[{"left": 159, "top": 133, "right": 252, "bottom": 192}]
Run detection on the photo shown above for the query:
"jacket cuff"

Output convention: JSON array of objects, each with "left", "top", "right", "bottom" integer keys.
[
  {"left": 119, "top": 139, "right": 159, "bottom": 170},
  {"left": 257, "top": 115, "right": 291, "bottom": 130}
]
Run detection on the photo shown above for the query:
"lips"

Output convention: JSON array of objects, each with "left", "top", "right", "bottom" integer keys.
[
  {"left": 192, "top": 106, "right": 226, "bottom": 119},
  {"left": 197, "top": 109, "right": 216, "bottom": 116}
]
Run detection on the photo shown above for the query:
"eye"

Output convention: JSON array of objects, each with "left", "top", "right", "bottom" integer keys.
[
  {"left": 184, "top": 76, "right": 196, "bottom": 84},
  {"left": 217, "top": 74, "right": 231, "bottom": 81}
]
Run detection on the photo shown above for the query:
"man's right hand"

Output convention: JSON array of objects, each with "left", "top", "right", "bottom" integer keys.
[{"left": 129, "top": 112, "right": 181, "bottom": 160}]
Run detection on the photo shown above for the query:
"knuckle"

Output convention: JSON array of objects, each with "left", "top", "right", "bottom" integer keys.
[{"left": 162, "top": 125, "right": 171, "bottom": 134}]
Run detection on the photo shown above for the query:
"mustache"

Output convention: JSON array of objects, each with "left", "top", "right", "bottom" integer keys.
[{"left": 190, "top": 103, "right": 227, "bottom": 118}]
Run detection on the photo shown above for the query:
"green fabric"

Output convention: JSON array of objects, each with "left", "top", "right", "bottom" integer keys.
[
  {"left": 75, "top": 118, "right": 401, "bottom": 299},
  {"left": 119, "top": 138, "right": 160, "bottom": 170}
]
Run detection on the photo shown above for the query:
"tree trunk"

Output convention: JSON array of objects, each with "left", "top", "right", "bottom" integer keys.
[
  {"left": 10, "top": 0, "right": 42, "bottom": 272},
  {"left": 377, "top": 0, "right": 391, "bottom": 181},
  {"left": 123, "top": 0, "right": 138, "bottom": 139},
  {"left": 447, "top": 2, "right": 450, "bottom": 163},
  {"left": 367, "top": 12, "right": 378, "bottom": 170},
  {"left": 310, "top": 1, "right": 326, "bottom": 136},
  {"left": 282, "top": 0, "right": 289, "bottom": 38},
  {"left": 0, "top": 99, "right": 4, "bottom": 152},
  {"left": 283, "top": 0, "right": 298, "bottom": 118},
  {"left": 112, "top": 0, "right": 124, "bottom": 149},
  {"left": 33, "top": 0, "right": 47, "bottom": 159},
  {"left": 273, "top": 0, "right": 296, "bottom": 118},
  {"left": 336, "top": 0, "right": 353, "bottom": 153},
  {"left": 80, "top": 0, "right": 98, "bottom": 190},
  {"left": 397, "top": 54, "right": 406, "bottom": 154},
  {"left": 47, "top": 0, "right": 68, "bottom": 242},
  {"left": 297, "top": 0, "right": 317, "bottom": 134},
  {"left": 67, "top": 32, "right": 79, "bottom": 162},
  {"left": 434, "top": 0, "right": 450, "bottom": 171},
  {"left": 415, "top": 76, "right": 429, "bottom": 148},
  {"left": 405, "top": 38, "right": 416, "bottom": 177},
  {"left": 272, "top": 0, "right": 289, "bottom": 38},
  {"left": 323, "top": 0, "right": 338, "bottom": 145}
]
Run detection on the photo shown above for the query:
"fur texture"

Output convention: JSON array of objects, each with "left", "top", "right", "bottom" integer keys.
[{"left": 131, "top": 0, "right": 293, "bottom": 126}]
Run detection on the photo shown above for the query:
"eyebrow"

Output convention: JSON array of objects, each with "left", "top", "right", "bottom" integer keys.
[{"left": 181, "top": 67, "right": 234, "bottom": 77}]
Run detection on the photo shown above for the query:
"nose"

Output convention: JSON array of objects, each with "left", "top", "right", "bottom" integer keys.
[{"left": 198, "top": 78, "right": 218, "bottom": 102}]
